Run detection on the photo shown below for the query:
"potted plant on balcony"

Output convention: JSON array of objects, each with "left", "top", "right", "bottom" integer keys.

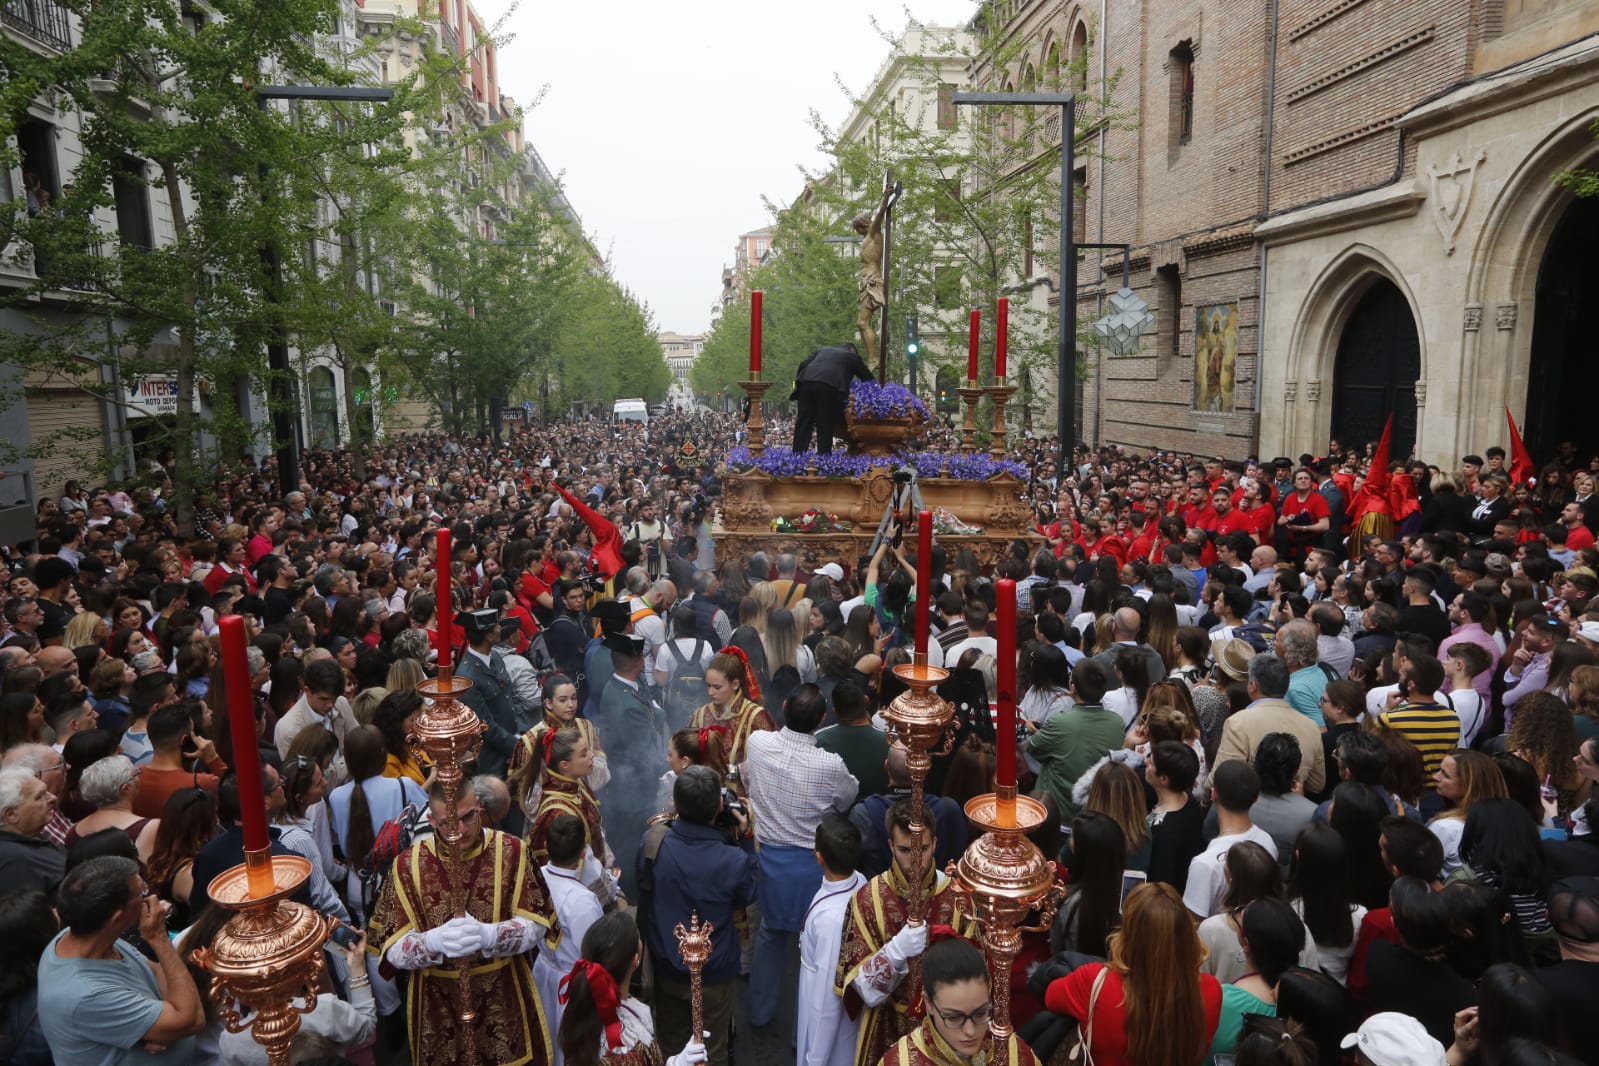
[{"left": 844, "top": 380, "right": 929, "bottom": 456}]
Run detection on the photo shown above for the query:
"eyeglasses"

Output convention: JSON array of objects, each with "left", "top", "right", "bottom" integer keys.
[{"left": 930, "top": 999, "right": 992, "bottom": 1031}]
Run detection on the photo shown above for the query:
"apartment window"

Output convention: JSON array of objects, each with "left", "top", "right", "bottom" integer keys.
[
  {"left": 16, "top": 119, "right": 60, "bottom": 214},
  {"left": 1070, "top": 23, "right": 1089, "bottom": 93},
  {"left": 933, "top": 265, "right": 960, "bottom": 310},
  {"left": 112, "top": 158, "right": 153, "bottom": 250},
  {"left": 937, "top": 83, "right": 956, "bottom": 131},
  {"left": 935, "top": 176, "right": 960, "bottom": 224},
  {"left": 1171, "top": 42, "right": 1195, "bottom": 147}
]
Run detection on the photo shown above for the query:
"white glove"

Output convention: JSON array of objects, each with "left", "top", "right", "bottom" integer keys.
[
  {"left": 422, "top": 917, "right": 482, "bottom": 959},
  {"left": 882, "top": 921, "right": 928, "bottom": 968},
  {"left": 474, "top": 919, "right": 501, "bottom": 953},
  {"left": 666, "top": 1033, "right": 710, "bottom": 1066}
]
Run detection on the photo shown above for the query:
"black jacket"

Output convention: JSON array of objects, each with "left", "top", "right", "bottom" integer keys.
[{"left": 795, "top": 346, "right": 874, "bottom": 393}]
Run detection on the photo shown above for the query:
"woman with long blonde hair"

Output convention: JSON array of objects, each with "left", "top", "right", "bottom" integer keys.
[
  {"left": 1430, "top": 749, "right": 1509, "bottom": 874},
  {"left": 762, "top": 607, "right": 816, "bottom": 683},
  {"left": 1085, "top": 761, "right": 1152, "bottom": 869},
  {"left": 1044, "top": 882, "right": 1222, "bottom": 1066}
]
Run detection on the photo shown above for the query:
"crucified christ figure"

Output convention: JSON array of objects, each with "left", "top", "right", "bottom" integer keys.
[{"left": 853, "top": 178, "right": 897, "bottom": 377}]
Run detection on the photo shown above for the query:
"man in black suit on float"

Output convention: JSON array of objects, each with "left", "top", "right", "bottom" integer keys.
[{"left": 792, "top": 342, "right": 874, "bottom": 454}]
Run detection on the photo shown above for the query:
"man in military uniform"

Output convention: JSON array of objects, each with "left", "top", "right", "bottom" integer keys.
[
  {"left": 455, "top": 608, "right": 521, "bottom": 788},
  {"left": 594, "top": 631, "right": 668, "bottom": 897}
]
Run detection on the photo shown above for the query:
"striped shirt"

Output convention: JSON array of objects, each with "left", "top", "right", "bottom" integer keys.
[{"left": 1377, "top": 700, "right": 1461, "bottom": 778}]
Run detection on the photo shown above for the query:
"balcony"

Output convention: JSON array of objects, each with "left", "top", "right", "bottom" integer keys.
[
  {"left": 2, "top": 0, "right": 72, "bottom": 51},
  {"left": 439, "top": 20, "right": 458, "bottom": 57}
]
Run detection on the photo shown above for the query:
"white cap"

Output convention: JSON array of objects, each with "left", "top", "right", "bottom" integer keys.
[
  {"left": 817, "top": 563, "right": 845, "bottom": 582},
  {"left": 1340, "top": 1014, "right": 1446, "bottom": 1066},
  {"left": 1578, "top": 620, "right": 1599, "bottom": 644}
]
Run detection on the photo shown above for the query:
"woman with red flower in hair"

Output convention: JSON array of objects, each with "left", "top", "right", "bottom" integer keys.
[{"left": 688, "top": 648, "right": 775, "bottom": 770}]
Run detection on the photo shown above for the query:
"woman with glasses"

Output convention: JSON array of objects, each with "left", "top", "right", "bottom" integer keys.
[
  {"left": 882, "top": 936, "right": 1037, "bottom": 1066},
  {"left": 274, "top": 753, "right": 344, "bottom": 887}
]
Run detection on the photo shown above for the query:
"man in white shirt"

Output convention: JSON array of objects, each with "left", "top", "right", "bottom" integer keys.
[
  {"left": 943, "top": 601, "right": 996, "bottom": 665},
  {"left": 272, "top": 657, "right": 359, "bottom": 787},
  {"left": 1184, "top": 760, "right": 1278, "bottom": 917},
  {"left": 796, "top": 813, "right": 867, "bottom": 1066}
]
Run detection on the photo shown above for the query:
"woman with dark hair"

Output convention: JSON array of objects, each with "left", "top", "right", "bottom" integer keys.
[
  {"left": 1050, "top": 811, "right": 1125, "bottom": 958},
  {"left": 1447, "top": 963, "right": 1569, "bottom": 1066},
  {"left": 146, "top": 786, "right": 219, "bottom": 930},
  {"left": 371, "top": 688, "right": 428, "bottom": 787},
  {"left": 274, "top": 751, "right": 343, "bottom": 886},
  {"left": 1103, "top": 645, "right": 1154, "bottom": 728},
  {"left": 1019, "top": 643, "right": 1072, "bottom": 776},
  {"left": 1199, "top": 842, "right": 1317, "bottom": 983},
  {"left": 267, "top": 656, "right": 306, "bottom": 724},
  {"left": 523, "top": 725, "right": 615, "bottom": 907},
  {"left": 1275, "top": 967, "right": 1356, "bottom": 1066},
  {"left": 557, "top": 910, "right": 704, "bottom": 1066},
  {"left": 1287, "top": 823, "right": 1365, "bottom": 986},
  {"left": 1458, "top": 797, "right": 1555, "bottom": 953},
  {"left": 1506, "top": 693, "right": 1584, "bottom": 816},
  {"left": 1233, "top": 1015, "right": 1319, "bottom": 1066},
  {"left": 806, "top": 599, "right": 844, "bottom": 651},
  {"left": 1366, "top": 877, "right": 1478, "bottom": 1045},
  {"left": 1329, "top": 781, "right": 1394, "bottom": 910},
  {"left": 841, "top": 603, "right": 885, "bottom": 680},
  {"left": 0, "top": 890, "right": 59, "bottom": 1065},
  {"left": 1210, "top": 897, "right": 1307, "bottom": 1060},
  {"left": 0, "top": 691, "right": 44, "bottom": 753},
  {"left": 59, "top": 729, "right": 119, "bottom": 821},
  {"left": 328, "top": 724, "right": 426, "bottom": 920}
]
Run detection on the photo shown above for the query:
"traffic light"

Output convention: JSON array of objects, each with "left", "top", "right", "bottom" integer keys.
[{"left": 905, "top": 314, "right": 920, "bottom": 357}]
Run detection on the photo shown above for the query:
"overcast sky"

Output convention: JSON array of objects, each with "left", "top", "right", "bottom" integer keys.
[{"left": 488, "top": 0, "right": 977, "bottom": 338}]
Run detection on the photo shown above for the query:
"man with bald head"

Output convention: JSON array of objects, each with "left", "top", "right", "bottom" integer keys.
[
  {"left": 35, "top": 645, "right": 78, "bottom": 680},
  {"left": 1089, "top": 605, "right": 1166, "bottom": 688}
]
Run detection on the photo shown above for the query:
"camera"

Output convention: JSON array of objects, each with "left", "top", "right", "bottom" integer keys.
[
  {"left": 714, "top": 786, "right": 748, "bottom": 830},
  {"left": 684, "top": 493, "right": 710, "bottom": 527}
]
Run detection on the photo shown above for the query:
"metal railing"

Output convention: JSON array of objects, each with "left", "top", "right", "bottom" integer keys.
[
  {"left": 439, "top": 20, "right": 458, "bottom": 56},
  {"left": 2, "top": 0, "right": 72, "bottom": 50}
]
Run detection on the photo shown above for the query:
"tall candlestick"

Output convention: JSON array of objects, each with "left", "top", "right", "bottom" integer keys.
[
  {"left": 915, "top": 510, "right": 932, "bottom": 663},
  {"left": 219, "top": 616, "right": 271, "bottom": 866},
  {"left": 967, "top": 309, "right": 980, "bottom": 383},
  {"left": 436, "top": 527, "right": 451, "bottom": 616},
  {"left": 995, "top": 578, "right": 1017, "bottom": 826},
  {"left": 995, "top": 297, "right": 1008, "bottom": 379},
  {"left": 749, "top": 290, "right": 763, "bottom": 378}
]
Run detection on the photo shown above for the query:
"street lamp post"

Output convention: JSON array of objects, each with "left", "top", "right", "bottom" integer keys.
[
  {"left": 952, "top": 91, "right": 1076, "bottom": 454},
  {"left": 254, "top": 85, "right": 394, "bottom": 497}
]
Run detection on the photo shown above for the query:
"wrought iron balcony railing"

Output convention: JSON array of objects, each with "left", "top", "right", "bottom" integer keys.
[{"left": 2, "top": 0, "right": 72, "bottom": 51}]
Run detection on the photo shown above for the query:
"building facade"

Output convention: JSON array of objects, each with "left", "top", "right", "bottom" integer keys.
[
  {"left": 659, "top": 331, "right": 705, "bottom": 388},
  {"left": 979, "top": 0, "right": 1599, "bottom": 466}
]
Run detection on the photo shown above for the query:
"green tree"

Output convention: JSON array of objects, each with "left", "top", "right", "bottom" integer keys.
[{"left": 550, "top": 271, "right": 668, "bottom": 415}]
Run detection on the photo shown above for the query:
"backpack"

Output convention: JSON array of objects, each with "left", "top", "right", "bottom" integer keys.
[
  {"left": 522, "top": 629, "right": 560, "bottom": 689},
  {"left": 664, "top": 639, "right": 709, "bottom": 716}
]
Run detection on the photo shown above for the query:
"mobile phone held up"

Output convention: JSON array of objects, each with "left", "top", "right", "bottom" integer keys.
[{"left": 330, "top": 921, "right": 363, "bottom": 949}]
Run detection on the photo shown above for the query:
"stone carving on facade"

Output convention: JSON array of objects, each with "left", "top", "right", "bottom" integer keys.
[
  {"left": 1426, "top": 149, "right": 1485, "bottom": 255},
  {"left": 1284, "top": 380, "right": 1297, "bottom": 402},
  {"left": 1497, "top": 304, "right": 1517, "bottom": 331},
  {"left": 1414, "top": 380, "right": 1428, "bottom": 407},
  {"left": 1305, "top": 380, "right": 1321, "bottom": 402},
  {"left": 1464, "top": 305, "right": 1482, "bottom": 332}
]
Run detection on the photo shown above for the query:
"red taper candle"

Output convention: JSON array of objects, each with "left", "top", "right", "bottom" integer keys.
[
  {"left": 995, "top": 577, "right": 1017, "bottom": 791},
  {"left": 915, "top": 510, "right": 932, "bottom": 662},
  {"left": 219, "top": 615, "right": 269, "bottom": 854},
  {"left": 967, "top": 309, "right": 980, "bottom": 383},
  {"left": 995, "top": 297, "right": 1008, "bottom": 379},
  {"left": 749, "top": 290, "right": 762, "bottom": 377},
  {"left": 436, "top": 528, "right": 451, "bottom": 614}
]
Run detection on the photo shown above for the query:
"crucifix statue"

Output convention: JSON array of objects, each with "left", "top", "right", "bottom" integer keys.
[{"left": 854, "top": 171, "right": 902, "bottom": 382}]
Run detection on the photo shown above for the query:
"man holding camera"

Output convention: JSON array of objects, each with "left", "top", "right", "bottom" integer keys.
[
  {"left": 637, "top": 765, "right": 759, "bottom": 1066},
  {"left": 630, "top": 501, "right": 672, "bottom": 579}
]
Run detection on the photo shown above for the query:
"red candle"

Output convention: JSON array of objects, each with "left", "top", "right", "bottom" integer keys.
[
  {"left": 995, "top": 578, "right": 1017, "bottom": 792},
  {"left": 749, "top": 290, "right": 762, "bottom": 378},
  {"left": 436, "top": 528, "right": 451, "bottom": 616},
  {"left": 915, "top": 510, "right": 932, "bottom": 662},
  {"left": 219, "top": 616, "right": 269, "bottom": 854},
  {"left": 995, "top": 297, "right": 1008, "bottom": 379},
  {"left": 967, "top": 309, "right": 980, "bottom": 383}
]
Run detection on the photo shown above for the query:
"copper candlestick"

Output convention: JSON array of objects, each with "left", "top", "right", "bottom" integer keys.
[
  {"left": 985, "top": 381, "right": 1018, "bottom": 460},
  {"left": 193, "top": 852, "right": 333, "bottom": 1066},
  {"left": 949, "top": 791, "right": 1065, "bottom": 1066},
  {"left": 739, "top": 379, "right": 774, "bottom": 456},
  {"left": 882, "top": 660, "right": 955, "bottom": 924},
  {"left": 674, "top": 911, "right": 714, "bottom": 1042},
  {"left": 412, "top": 666, "right": 486, "bottom": 1066},
  {"left": 958, "top": 383, "right": 983, "bottom": 455}
]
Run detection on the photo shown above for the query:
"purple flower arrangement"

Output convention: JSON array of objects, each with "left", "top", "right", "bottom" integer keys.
[
  {"left": 726, "top": 446, "right": 1026, "bottom": 482},
  {"left": 847, "top": 380, "right": 931, "bottom": 422}
]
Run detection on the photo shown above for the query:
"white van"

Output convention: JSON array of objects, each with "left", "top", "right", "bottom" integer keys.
[{"left": 613, "top": 398, "right": 648, "bottom": 423}]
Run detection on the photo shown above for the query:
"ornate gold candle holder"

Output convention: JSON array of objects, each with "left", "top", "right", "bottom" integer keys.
[
  {"left": 950, "top": 791, "right": 1065, "bottom": 1066},
  {"left": 883, "top": 660, "right": 954, "bottom": 923},
  {"left": 985, "top": 381, "right": 1018, "bottom": 460},
  {"left": 192, "top": 852, "right": 333, "bottom": 1066},
  {"left": 739, "top": 379, "right": 774, "bottom": 456},
  {"left": 411, "top": 669, "right": 486, "bottom": 1065},
  {"left": 958, "top": 383, "right": 984, "bottom": 455},
  {"left": 675, "top": 911, "right": 714, "bottom": 1042}
]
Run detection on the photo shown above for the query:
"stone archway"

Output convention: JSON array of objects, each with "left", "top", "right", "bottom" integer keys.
[{"left": 1331, "top": 278, "right": 1421, "bottom": 458}]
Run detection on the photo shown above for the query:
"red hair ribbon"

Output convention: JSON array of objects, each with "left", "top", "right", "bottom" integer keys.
[
  {"left": 559, "top": 959, "right": 623, "bottom": 1050},
  {"left": 540, "top": 725, "right": 557, "bottom": 763},
  {"left": 717, "top": 644, "right": 762, "bottom": 701},
  {"left": 698, "top": 724, "right": 730, "bottom": 756}
]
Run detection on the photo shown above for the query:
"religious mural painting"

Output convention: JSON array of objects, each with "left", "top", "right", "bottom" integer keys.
[{"left": 1193, "top": 302, "right": 1239, "bottom": 413}]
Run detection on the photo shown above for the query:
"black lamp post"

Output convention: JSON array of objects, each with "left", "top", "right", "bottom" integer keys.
[
  {"left": 254, "top": 84, "right": 394, "bottom": 497},
  {"left": 951, "top": 90, "right": 1076, "bottom": 454}
]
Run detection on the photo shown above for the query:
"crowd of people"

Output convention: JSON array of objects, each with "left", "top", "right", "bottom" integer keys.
[{"left": 2, "top": 404, "right": 1599, "bottom": 1066}]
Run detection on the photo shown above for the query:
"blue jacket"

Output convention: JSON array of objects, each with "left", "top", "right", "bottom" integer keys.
[
  {"left": 455, "top": 647, "right": 519, "bottom": 777},
  {"left": 638, "top": 819, "right": 758, "bottom": 984}
]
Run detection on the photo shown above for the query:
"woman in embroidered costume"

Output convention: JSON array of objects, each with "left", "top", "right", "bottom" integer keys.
[
  {"left": 882, "top": 938, "right": 1038, "bottom": 1066},
  {"left": 522, "top": 722, "right": 620, "bottom": 906},
  {"left": 558, "top": 911, "right": 707, "bottom": 1066},
  {"left": 511, "top": 674, "right": 611, "bottom": 816},
  {"left": 656, "top": 726, "right": 734, "bottom": 815},
  {"left": 687, "top": 649, "right": 775, "bottom": 769}
]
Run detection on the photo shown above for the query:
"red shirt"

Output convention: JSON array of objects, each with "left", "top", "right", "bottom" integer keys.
[
  {"left": 204, "top": 562, "right": 257, "bottom": 596},
  {"left": 1241, "top": 504, "right": 1276, "bottom": 542},
  {"left": 1215, "top": 509, "right": 1254, "bottom": 538},
  {"left": 1348, "top": 906, "right": 1399, "bottom": 1001},
  {"left": 1281, "top": 490, "right": 1330, "bottom": 533},
  {"left": 1568, "top": 524, "right": 1596, "bottom": 552},
  {"left": 1045, "top": 963, "right": 1223, "bottom": 1066}
]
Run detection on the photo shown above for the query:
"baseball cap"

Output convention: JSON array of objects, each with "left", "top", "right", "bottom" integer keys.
[
  {"left": 817, "top": 563, "right": 845, "bottom": 582},
  {"left": 1341, "top": 1014, "right": 1446, "bottom": 1066},
  {"left": 1577, "top": 621, "right": 1599, "bottom": 644}
]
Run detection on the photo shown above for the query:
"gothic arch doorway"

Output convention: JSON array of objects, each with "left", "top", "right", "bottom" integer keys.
[
  {"left": 1525, "top": 194, "right": 1599, "bottom": 463},
  {"left": 1330, "top": 278, "right": 1420, "bottom": 459}
]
